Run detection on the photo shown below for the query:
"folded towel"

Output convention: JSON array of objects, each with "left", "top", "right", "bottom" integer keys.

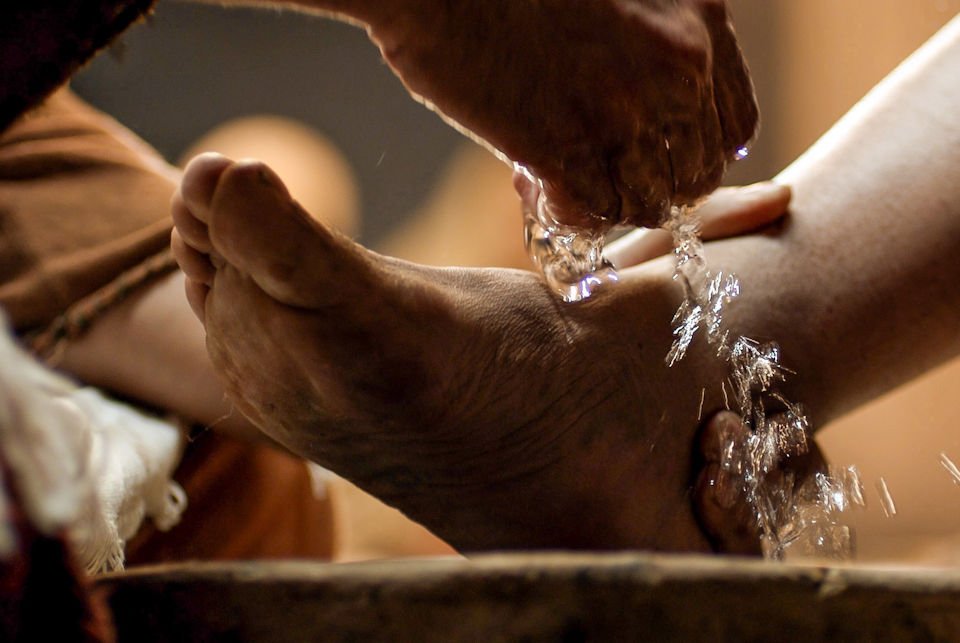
[{"left": 0, "top": 310, "right": 185, "bottom": 573}]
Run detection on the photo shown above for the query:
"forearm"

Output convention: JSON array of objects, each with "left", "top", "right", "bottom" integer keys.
[
  {"left": 56, "top": 271, "right": 267, "bottom": 444},
  {"left": 707, "top": 16, "right": 960, "bottom": 427}
]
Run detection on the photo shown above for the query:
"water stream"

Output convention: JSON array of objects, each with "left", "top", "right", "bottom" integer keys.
[{"left": 525, "top": 188, "right": 866, "bottom": 560}]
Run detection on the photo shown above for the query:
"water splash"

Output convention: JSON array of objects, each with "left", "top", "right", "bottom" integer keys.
[
  {"left": 520, "top": 165, "right": 863, "bottom": 558},
  {"left": 522, "top": 175, "right": 618, "bottom": 302},
  {"left": 940, "top": 452, "right": 960, "bottom": 485},
  {"left": 876, "top": 477, "right": 897, "bottom": 518},
  {"left": 665, "top": 205, "right": 864, "bottom": 560}
]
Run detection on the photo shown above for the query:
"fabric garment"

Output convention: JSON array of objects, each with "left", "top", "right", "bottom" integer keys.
[
  {"left": 0, "top": 0, "right": 155, "bottom": 133},
  {"left": 0, "top": 88, "right": 176, "bottom": 337},
  {"left": 0, "top": 313, "right": 185, "bottom": 574},
  {"left": 0, "top": 89, "right": 335, "bottom": 564},
  {"left": 0, "top": 470, "right": 114, "bottom": 643}
]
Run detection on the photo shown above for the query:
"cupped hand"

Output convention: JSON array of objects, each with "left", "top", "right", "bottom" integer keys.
[
  {"left": 513, "top": 176, "right": 789, "bottom": 271},
  {"left": 370, "top": 0, "right": 758, "bottom": 230}
]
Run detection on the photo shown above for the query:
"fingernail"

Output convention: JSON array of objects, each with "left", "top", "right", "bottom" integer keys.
[{"left": 256, "top": 165, "right": 284, "bottom": 191}]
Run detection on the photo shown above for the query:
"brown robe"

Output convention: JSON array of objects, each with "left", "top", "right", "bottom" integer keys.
[
  {"left": 0, "top": 89, "right": 335, "bottom": 564},
  {"left": 0, "top": 1, "right": 156, "bottom": 133}
]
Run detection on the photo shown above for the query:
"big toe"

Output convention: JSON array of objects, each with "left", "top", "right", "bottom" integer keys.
[
  {"left": 180, "top": 152, "right": 235, "bottom": 215},
  {"left": 180, "top": 153, "right": 370, "bottom": 308}
]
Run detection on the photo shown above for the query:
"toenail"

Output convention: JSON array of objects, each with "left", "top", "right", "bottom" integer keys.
[{"left": 256, "top": 166, "right": 282, "bottom": 189}]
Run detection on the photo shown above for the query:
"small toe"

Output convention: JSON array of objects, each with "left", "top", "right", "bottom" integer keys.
[
  {"left": 604, "top": 228, "right": 672, "bottom": 268},
  {"left": 171, "top": 193, "right": 213, "bottom": 254},
  {"left": 183, "top": 276, "right": 209, "bottom": 323},
  {"left": 697, "top": 183, "right": 791, "bottom": 240},
  {"left": 172, "top": 229, "right": 216, "bottom": 285}
]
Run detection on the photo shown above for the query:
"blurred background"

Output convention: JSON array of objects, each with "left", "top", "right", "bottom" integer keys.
[{"left": 72, "top": 0, "right": 960, "bottom": 562}]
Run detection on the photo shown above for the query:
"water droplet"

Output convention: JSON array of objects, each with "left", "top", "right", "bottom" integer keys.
[
  {"left": 876, "top": 477, "right": 897, "bottom": 517},
  {"left": 940, "top": 452, "right": 960, "bottom": 485},
  {"left": 523, "top": 190, "right": 618, "bottom": 302}
]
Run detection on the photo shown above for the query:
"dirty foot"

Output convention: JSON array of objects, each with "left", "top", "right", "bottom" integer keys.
[{"left": 171, "top": 152, "right": 754, "bottom": 553}]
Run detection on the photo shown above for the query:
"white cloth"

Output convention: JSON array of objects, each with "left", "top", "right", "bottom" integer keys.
[{"left": 0, "top": 312, "right": 186, "bottom": 573}]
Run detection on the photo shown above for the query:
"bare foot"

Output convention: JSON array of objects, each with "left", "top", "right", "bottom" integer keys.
[{"left": 171, "top": 152, "right": 746, "bottom": 553}]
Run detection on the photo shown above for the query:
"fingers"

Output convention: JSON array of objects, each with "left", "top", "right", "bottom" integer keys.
[
  {"left": 611, "top": 130, "right": 676, "bottom": 229},
  {"left": 584, "top": 1, "right": 759, "bottom": 227},
  {"left": 666, "top": 111, "right": 726, "bottom": 207},
  {"left": 614, "top": 0, "right": 755, "bottom": 219},
  {"left": 536, "top": 151, "right": 621, "bottom": 230},
  {"left": 183, "top": 275, "right": 209, "bottom": 324},
  {"left": 604, "top": 228, "right": 670, "bottom": 269},
  {"left": 698, "top": 181, "right": 790, "bottom": 238},
  {"left": 171, "top": 228, "right": 215, "bottom": 286},
  {"left": 696, "top": 0, "right": 760, "bottom": 158},
  {"left": 605, "top": 181, "right": 790, "bottom": 268},
  {"left": 630, "top": 0, "right": 757, "bottom": 216}
]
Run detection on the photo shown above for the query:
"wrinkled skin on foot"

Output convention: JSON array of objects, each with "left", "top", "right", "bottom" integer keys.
[
  {"left": 171, "top": 153, "right": 786, "bottom": 553},
  {"left": 368, "top": 0, "right": 758, "bottom": 229}
]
